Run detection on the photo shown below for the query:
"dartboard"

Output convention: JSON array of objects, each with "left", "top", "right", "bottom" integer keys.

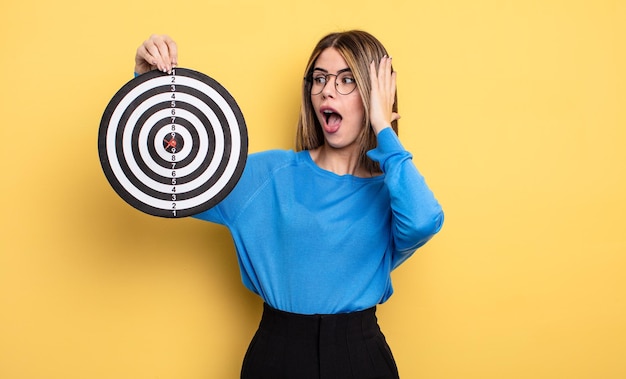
[{"left": 98, "top": 67, "right": 248, "bottom": 218}]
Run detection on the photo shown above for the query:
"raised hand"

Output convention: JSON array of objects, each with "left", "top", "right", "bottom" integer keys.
[
  {"left": 134, "top": 34, "right": 178, "bottom": 75},
  {"left": 369, "top": 56, "right": 399, "bottom": 134}
]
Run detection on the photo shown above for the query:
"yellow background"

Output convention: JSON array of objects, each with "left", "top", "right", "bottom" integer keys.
[{"left": 1, "top": 0, "right": 625, "bottom": 378}]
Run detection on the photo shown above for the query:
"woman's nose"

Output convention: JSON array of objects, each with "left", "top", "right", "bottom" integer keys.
[{"left": 320, "top": 76, "right": 337, "bottom": 98}]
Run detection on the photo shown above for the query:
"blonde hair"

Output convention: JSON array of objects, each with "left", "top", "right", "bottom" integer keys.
[{"left": 296, "top": 30, "right": 398, "bottom": 174}]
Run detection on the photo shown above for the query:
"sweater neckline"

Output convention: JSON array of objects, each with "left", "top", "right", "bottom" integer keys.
[{"left": 300, "top": 150, "right": 384, "bottom": 183}]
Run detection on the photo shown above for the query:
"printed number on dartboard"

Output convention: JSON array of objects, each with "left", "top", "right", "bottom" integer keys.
[{"left": 171, "top": 69, "right": 177, "bottom": 216}]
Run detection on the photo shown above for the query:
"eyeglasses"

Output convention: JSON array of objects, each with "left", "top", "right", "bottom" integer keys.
[{"left": 306, "top": 69, "right": 357, "bottom": 95}]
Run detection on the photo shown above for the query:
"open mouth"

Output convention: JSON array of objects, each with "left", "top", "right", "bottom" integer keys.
[{"left": 322, "top": 109, "right": 342, "bottom": 130}]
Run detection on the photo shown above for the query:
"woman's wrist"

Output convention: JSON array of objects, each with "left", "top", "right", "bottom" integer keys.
[{"left": 372, "top": 122, "right": 391, "bottom": 135}]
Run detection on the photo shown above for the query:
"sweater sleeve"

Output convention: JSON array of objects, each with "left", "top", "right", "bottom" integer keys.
[
  {"left": 191, "top": 150, "right": 293, "bottom": 226},
  {"left": 366, "top": 128, "right": 444, "bottom": 269}
]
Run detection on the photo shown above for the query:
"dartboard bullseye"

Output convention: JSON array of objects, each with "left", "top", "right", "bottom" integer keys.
[{"left": 98, "top": 68, "right": 248, "bottom": 218}]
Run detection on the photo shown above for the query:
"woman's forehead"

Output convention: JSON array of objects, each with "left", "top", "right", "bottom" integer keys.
[{"left": 313, "top": 48, "right": 349, "bottom": 71}]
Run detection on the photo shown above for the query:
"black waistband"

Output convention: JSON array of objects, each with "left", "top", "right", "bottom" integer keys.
[{"left": 258, "top": 303, "right": 379, "bottom": 340}]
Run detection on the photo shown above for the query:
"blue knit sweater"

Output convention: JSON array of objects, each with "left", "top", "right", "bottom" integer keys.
[{"left": 193, "top": 128, "right": 444, "bottom": 314}]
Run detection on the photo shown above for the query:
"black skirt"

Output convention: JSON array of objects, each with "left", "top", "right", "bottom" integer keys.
[{"left": 241, "top": 303, "right": 400, "bottom": 379}]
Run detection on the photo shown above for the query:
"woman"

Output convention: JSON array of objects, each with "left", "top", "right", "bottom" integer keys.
[{"left": 134, "top": 30, "right": 444, "bottom": 379}]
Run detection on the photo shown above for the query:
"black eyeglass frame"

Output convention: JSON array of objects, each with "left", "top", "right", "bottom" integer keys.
[{"left": 304, "top": 68, "right": 358, "bottom": 95}]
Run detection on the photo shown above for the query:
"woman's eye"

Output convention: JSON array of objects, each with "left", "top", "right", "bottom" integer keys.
[
  {"left": 313, "top": 76, "right": 327, "bottom": 84},
  {"left": 341, "top": 77, "right": 355, "bottom": 84}
]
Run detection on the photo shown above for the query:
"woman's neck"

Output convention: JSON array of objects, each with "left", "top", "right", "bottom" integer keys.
[{"left": 309, "top": 144, "right": 373, "bottom": 178}]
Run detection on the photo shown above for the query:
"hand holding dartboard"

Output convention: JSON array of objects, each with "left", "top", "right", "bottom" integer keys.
[{"left": 98, "top": 68, "right": 248, "bottom": 218}]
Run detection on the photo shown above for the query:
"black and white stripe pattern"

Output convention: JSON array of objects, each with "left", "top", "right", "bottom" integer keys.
[{"left": 99, "top": 68, "right": 247, "bottom": 218}]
